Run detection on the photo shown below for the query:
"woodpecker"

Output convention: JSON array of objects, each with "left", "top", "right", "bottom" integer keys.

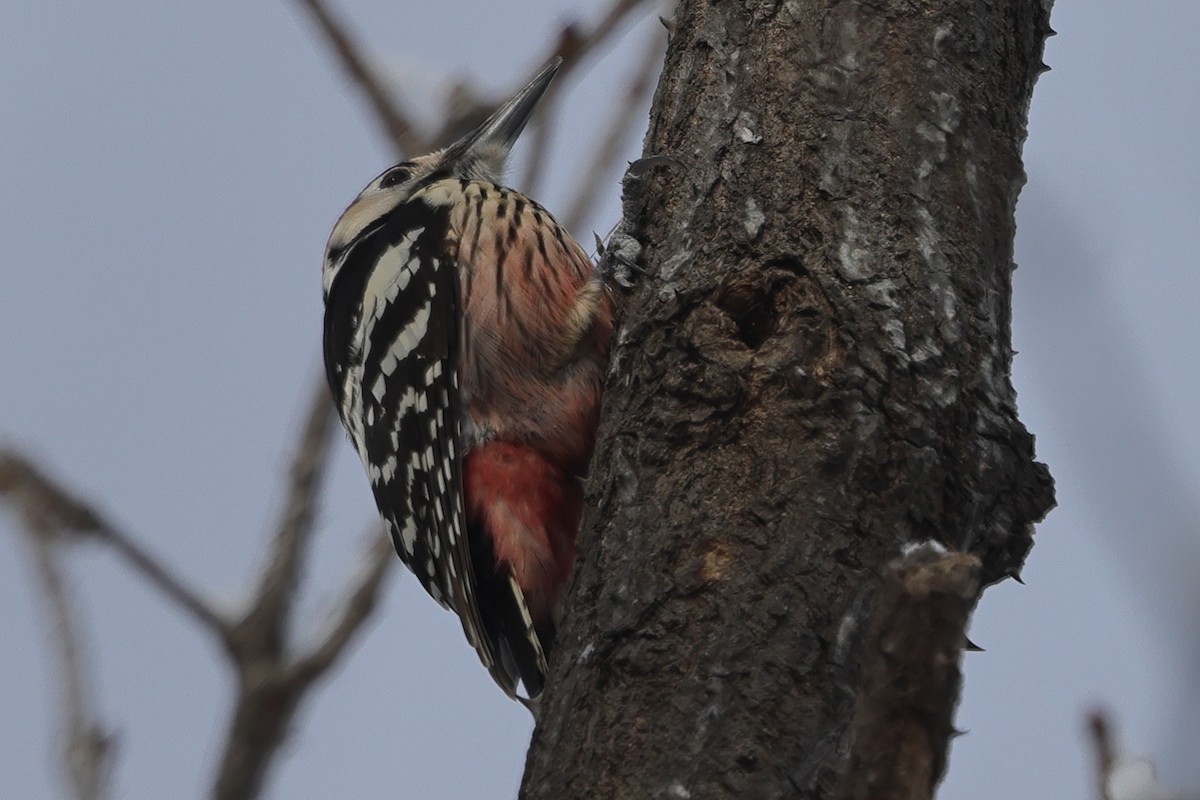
[{"left": 322, "top": 59, "right": 620, "bottom": 701}]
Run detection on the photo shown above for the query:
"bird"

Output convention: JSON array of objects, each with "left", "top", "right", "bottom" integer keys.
[{"left": 321, "top": 58, "right": 624, "bottom": 701}]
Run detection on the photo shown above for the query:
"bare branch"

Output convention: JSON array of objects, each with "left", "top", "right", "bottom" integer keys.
[
  {"left": 521, "top": 0, "right": 657, "bottom": 195},
  {"left": 209, "top": 380, "right": 378, "bottom": 800},
  {"left": 562, "top": 30, "right": 662, "bottom": 234},
  {"left": 292, "top": 0, "right": 427, "bottom": 156},
  {"left": 3, "top": 389, "right": 375, "bottom": 800},
  {"left": 296, "top": 0, "right": 654, "bottom": 168},
  {"left": 236, "top": 378, "right": 337, "bottom": 659},
  {"left": 0, "top": 450, "right": 105, "bottom": 534},
  {"left": 10, "top": 6, "right": 667, "bottom": 799},
  {"left": 517, "top": 0, "right": 661, "bottom": 197},
  {"left": 1085, "top": 709, "right": 1187, "bottom": 800},
  {"left": 836, "top": 543, "right": 981, "bottom": 800},
  {"left": 211, "top": 526, "right": 393, "bottom": 800},
  {"left": 95, "top": 522, "right": 232, "bottom": 638},
  {"left": 0, "top": 449, "right": 229, "bottom": 638},
  {"left": 546, "top": 0, "right": 657, "bottom": 85},
  {"left": 518, "top": 107, "right": 556, "bottom": 199},
  {"left": 1089, "top": 708, "right": 1117, "bottom": 800},
  {"left": 20, "top": 527, "right": 115, "bottom": 800},
  {"left": 288, "top": 529, "right": 395, "bottom": 687}
]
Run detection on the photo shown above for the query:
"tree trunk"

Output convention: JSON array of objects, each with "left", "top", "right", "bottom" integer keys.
[{"left": 522, "top": 0, "right": 1055, "bottom": 797}]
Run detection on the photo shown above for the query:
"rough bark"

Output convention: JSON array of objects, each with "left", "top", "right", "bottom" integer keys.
[
  {"left": 521, "top": 0, "right": 1055, "bottom": 798},
  {"left": 836, "top": 544, "right": 980, "bottom": 800}
]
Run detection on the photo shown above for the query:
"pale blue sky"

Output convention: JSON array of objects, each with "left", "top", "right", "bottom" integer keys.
[{"left": 1, "top": 1, "right": 1197, "bottom": 798}]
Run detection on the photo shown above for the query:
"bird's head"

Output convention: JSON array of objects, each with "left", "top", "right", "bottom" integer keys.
[{"left": 323, "top": 58, "right": 561, "bottom": 299}]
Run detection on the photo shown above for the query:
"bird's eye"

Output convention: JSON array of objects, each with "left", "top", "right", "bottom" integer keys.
[{"left": 380, "top": 166, "right": 411, "bottom": 188}]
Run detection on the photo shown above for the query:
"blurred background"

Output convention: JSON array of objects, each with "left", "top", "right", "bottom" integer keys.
[{"left": 1, "top": 1, "right": 1197, "bottom": 798}]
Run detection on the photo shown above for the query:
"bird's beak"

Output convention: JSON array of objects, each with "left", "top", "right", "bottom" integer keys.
[{"left": 443, "top": 58, "right": 562, "bottom": 175}]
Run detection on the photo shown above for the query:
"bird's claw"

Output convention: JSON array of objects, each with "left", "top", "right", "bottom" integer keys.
[
  {"left": 625, "top": 154, "right": 684, "bottom": 178},
  {"left": 594, "top": 231, "right": 645, "bottom": 288},
  {"left": 595, "top": 154, "right": 679, "bottom": 288}
]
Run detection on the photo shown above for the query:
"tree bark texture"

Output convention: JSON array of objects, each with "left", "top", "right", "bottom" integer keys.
[{"left": 522, "top": 1, "right": 1055, "bottom": 798}]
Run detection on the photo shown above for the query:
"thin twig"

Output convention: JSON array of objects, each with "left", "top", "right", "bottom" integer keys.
[
  {"left": 297, "top": 0, "right": 653, "bottom": 164},
  {"left": 212, "top": 527, "right": 393, "bottom": 800},
  {"left": 209, "top": 375, "right": 366, "bottom": 800},
  {"left": 204, "top": 378, "right": 371, "bottom": 800},
  {"left": 93, "top": 521, "right": 231, "bottom": 638},
  {"left": 288, "top": 530, "right": 395, "bottom": 686},
  {"left": 563, "top": 30, "right": 663, "bottom": 233},
  {"left": 0, "top": 450, "right": 229, "bottom": 639},
  {"left": 545, "top": 0, "right": 658, "bottom": 86},
  {"left": 21, "top": 525, "right": 114, "bottom": 800},
  {"left": 1088, "top": 709, "right": 1117, "bottom": 800},
  {"left": 237, "top": 377, "right": 338, "bottom": 658},
  {"left": 518, "top": 0, "right": 662, "bottom": 195},
  {"left": 292, "top": 0, "right": 427, "bottom": 156},
  {"left": 519, "top": 106, "right": 556, "bottom": 198}
]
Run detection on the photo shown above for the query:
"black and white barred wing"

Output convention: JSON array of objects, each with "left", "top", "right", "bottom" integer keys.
[{"left": 330, "top": 211, "right": 516, "bottom": 697}]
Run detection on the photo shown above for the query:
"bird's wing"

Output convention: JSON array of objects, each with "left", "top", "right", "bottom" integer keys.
[{"left": 349, "top": 202, "right": 519, "bottom": 698}]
